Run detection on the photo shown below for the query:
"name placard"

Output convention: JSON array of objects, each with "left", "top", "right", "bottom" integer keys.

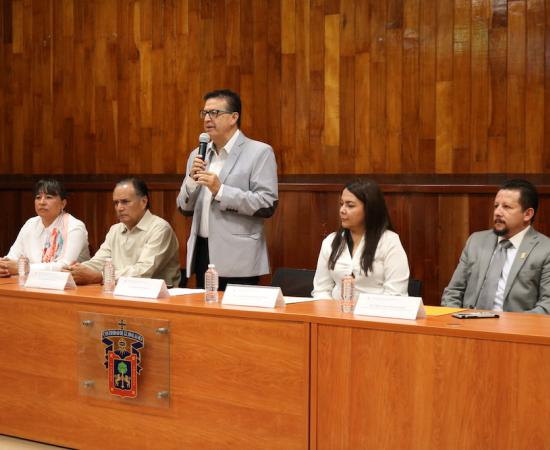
[
  {"left": 354, "top": 294, "right": 425, "bottom": 320},
  {"left": 113, "top": 277, "right": 169, "bottom": 299},
  {"left": 222, "top": 285, "right": 284, "bottom": 308},
  {"left": 25, "top": 271, "right": 76, "bottom": 291}
]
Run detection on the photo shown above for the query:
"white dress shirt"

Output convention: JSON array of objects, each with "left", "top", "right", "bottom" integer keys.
[
  {"left": 312, "top": 230, "right": 410, "bottom": 299},
  {"left": 5, "top": 213, "right": 90, "bottom": 271},
  {"left": 185, "top": 129, "right": 241, "bottom": 238},
  {"left": 493, "top": 226, "right": 530, "bottom": 311}
]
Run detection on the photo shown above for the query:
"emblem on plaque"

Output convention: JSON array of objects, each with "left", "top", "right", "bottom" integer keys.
[{"left": 102, "top": 320, "right": 144, "bottom": 398}]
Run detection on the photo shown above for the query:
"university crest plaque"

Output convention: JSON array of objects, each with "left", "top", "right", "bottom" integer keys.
[{"left": 78, "top": 312, "right": 170, "bottom": 408}]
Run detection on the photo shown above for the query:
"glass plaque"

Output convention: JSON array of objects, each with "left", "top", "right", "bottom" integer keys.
[{"left": 78, "top": 311, "right": 170, "bottom": 408}]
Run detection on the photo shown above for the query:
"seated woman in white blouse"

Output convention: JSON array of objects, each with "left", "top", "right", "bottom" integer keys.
[
  {"left": 0, "top": 178, "right": 90, "bottom": 276},
  {"left": 312, "top": 179, "right": 409, "bottom": 299}
]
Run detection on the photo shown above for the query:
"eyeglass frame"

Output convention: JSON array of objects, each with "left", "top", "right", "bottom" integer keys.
[{"left": 199, "top": 109, "right": 236, "bottom": 119}]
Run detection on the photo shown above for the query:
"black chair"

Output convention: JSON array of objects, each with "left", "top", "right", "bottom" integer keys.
[
  {"left": 408, "top": 278, "right": 422, "bottom": 297},
  {"left": 271, "top": 268, "right": 316, "bottom": 297}
]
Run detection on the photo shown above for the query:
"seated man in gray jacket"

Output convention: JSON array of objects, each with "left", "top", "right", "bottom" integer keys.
[{"left": 441, "top": 179, "right": 550, "bottom": 314}]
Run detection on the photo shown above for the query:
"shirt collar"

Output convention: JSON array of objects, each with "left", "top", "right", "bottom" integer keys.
[
  {"left": 121, "top": 209, "right": 154, "bottom": 233},
  {"left": 208, "top": 128, "right": 240, "bottom": 156},
  {"left": 499, "top": 225, "right": 530, "bottom": 249}
]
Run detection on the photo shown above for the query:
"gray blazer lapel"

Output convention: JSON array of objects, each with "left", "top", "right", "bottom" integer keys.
[
  {"left": 503, "top": 228, "right": 539, "bottom": 299},
  {"left": 474, "top": 233, "right": 498, "bottom": 299},
  {"left": 218, "top": 133, "right": 245, "bottom": 184}
]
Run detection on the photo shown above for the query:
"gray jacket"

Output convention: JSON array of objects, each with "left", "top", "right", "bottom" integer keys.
[
  {"left": 177, "top": 132, "right": 278, "bottom": 278},
  {"left": 441, "top": 227, "right": 550, "bottom": 314}
]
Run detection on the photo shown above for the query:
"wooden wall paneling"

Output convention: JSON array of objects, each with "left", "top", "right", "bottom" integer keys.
[
  {"left": 266, "top": 0, "right": 282, "bottom": 169},
  {"left": 280, "top": 0, "right": 295, "bottom": 174},
  {"left": 338, "top": 0, "right": 355, "bottom": 174},
  {"left": 545, "top": 0, "right": 550, "bottom": 172},
  {"left": 386, "top": 0, "right": 403, "bottom": 174},
  {"left": 323, "top": 13, "right": 339, "bottom": 172},
  {"left": 1, "top": 190, "right": 22, "bottom": 256},
  {"left": 139, "top": 0, "right": 154, "bottom": 173},
  {"left": 525, "top": 0, "right": 544, "bottom": 172},
  {"left": 467, "top": 193, "right": 493, "bottom": 234},
  {"left": 294, "top": 0, "right": 309, "bottom": 174},
  {"left": 309, "top": 0, "right": 324, "bottom": 174},
  {"left": 435, "top": 0, "right": 454, "bottom": 173},
  {"left": 488, "top": 0, "right": 507, "bottom": 172},
  {"left": 353, "top": 0, "right": 370, "bottom": 173},
  {"left": 409, "top": 194, "right": 439, "bottom": 301},
  {"left": 536, "top": 195, "right": 550, "bottom": 236},
  {"left": 174, "top": 0, "right": 190, "bottom": 175},
  {"left": 51, "top": 0, "right": 66, "bottom": 175},
  {"left": 151, "top": 0, "right": 165, "bottom": 173},
  {"left": 435, "top": 80, "right": 453, "bottom": 173},
  {"left": 418, "top": 0, "right": 436, "bottom": 173},
  {"left": 0, "top": 0, "right": 549, "bottom": 175},
  {"left": 470, "top": 0, "right": 490, "bottom": 173},
  {"left": 368, "top": 0, "right": 387, "bottom": 174},
  {"left": 402, "top": 0, "right": 420, "bottom": 172},
  {"left": 452, "top": 0, "right": 471, "bottom": 172},
  {"left": 437, "top": 194, "right": 469, "bottom": 302},
  {"left": 506, "top": 0, "right": 526, "bottom": 172}
]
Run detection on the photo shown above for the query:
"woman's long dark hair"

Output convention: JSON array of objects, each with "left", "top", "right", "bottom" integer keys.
[{"left": 328, "top": 179, "right": 393, "bottom": 274}]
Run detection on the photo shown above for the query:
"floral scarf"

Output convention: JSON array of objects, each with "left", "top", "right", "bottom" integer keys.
[{"left": 41, "top": 213, "right": 69, "bottom": 263}]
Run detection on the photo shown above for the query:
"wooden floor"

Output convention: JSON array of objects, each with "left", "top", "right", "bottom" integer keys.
[{"left": 0, "top": 436, "right": 70, "bottom": 449}]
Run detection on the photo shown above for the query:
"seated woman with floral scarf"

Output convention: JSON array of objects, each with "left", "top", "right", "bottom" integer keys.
[{"left": 0, "top": 178, "right": 90, "bottom": 276}]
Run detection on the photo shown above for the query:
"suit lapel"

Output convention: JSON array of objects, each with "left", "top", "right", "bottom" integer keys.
[
  {"left": 503, "top": 228, "right": 539, "bottom": 299},
  {"left": 218, "top": 132, "right": 245, "bottom": 184},
  {"left": 474, "top": 232, "right": 498, "bottom": 299}
]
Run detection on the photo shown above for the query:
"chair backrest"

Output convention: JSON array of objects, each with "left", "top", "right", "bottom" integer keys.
[
  {"left": 271, "top": 268, "right": 316, "bottom": 297},
  {"left": 408, "top": 278, "right": 422, "bottom": 297}
]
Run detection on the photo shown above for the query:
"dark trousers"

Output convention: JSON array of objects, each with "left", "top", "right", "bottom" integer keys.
[{"left": 194, "top": 236, "right": 260, "bottom": 291}]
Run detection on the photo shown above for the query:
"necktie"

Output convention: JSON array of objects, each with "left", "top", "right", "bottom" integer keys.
[{"left": 476, "top": 239, "right": 514, "bottom": 310}]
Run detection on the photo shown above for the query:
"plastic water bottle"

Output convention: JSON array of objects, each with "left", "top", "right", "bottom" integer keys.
[
  {"left": 17, "top": 255, "right": 30, "bottom": 286},
  {"left": 204, "top": 264, "right": 219, "bottom": 303},
  {"left": 103, "top": 258, "right": 116, "bottom": 293},
  {"left": 340, "top": 274, "right": 355, "bottom": 313}
]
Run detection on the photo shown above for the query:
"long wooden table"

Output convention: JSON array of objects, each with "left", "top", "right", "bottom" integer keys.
[{"left": 1, "top": 282, "right": 550, "bottom": 449}]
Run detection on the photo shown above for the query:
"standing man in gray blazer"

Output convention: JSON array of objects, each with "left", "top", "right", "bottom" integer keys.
[
  {"left": 177, "top": 89, "right": 278, "bottom": 290},
  {"left": 441, "top": 179, "right": 550, "bottom": 314}
]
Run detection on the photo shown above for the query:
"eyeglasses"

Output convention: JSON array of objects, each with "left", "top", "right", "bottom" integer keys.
[{"left": 199, "top": 109, "right": 234, "bottom": 119}]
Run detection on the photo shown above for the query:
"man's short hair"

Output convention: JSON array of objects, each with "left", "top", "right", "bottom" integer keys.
[
  {"left": 116, "top": 177, "right": 151, "bottom": 210},
  {"left": 500, "top": 178, "right": 538, "bottom": 222},
  {"left": 203, "top": 89, "right": 241, "bottom": 127}
]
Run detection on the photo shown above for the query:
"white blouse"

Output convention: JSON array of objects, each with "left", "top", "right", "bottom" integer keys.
[
  {"left": 5, "top": 213, "right": 90, "bottom": 271},
  {"left": 312, "top": 230, "right": 409, "bottom": 299}
]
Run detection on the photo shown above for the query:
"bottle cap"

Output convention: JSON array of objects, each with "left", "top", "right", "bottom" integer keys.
[{"left": 208, "top": 264, "right": 215, "bottom": 269}]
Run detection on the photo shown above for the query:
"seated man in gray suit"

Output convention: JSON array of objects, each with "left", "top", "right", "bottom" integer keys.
[
  {"left": 442, "top": 179, "right": 550, "bottom": 314},
  {"left": 177, "top": 89, "right": 278, "bottom": 290}
]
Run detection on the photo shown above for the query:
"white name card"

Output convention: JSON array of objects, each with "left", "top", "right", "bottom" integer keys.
[
  {"left": 222, "top": 284, "right": 284, "bottom": 308},
  {"left": 114, "top": 277, "right": 169, "bottom": 299},
  {"left": 354, "top": 294, "right": 426, "bottom": 320},
  {"left": 25, "top": 271, "right": 76, "bottom": 291}
]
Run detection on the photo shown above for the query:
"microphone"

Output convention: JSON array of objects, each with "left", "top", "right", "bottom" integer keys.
[{"left": 198, "top": 133, "right": 210, "bottom": 160}]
